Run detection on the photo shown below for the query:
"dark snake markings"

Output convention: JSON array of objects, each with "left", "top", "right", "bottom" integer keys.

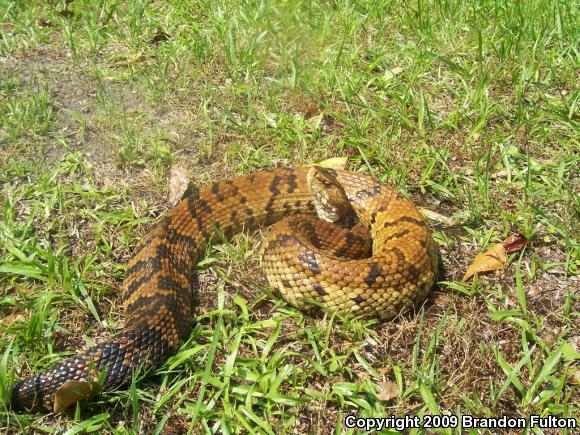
[{"left": 11, "top": 167, "right": 438, "bottom": 411}]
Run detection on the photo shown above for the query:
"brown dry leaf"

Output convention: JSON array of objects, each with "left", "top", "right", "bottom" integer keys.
[
  {"left": 53, "top": 380, "right": 95, "bottom": 413},
  {"left": 304, "top": 102, "right": 321, "bottom": 119},
  {"left": 462, "top": 243, "right": 507, "bottom": 282},
  {"left": 168, "top": 165, "right": 192, "bottom": 206},
  {"left": 112, "top": 49, "right": 144, "bottom": 67},
  {"left": 37, "top": 18, "right": 53, "bottom": 27},
  {"left": 14, "top": 283, "right": 32, "bottom": 294},
  {"left": 419, "top": 208, "right": 455, "bottom": 226},
  {"left": 569, "top": 369, "right": 580, "bottom": 385},
  {"left": 1, "top": 312, "right": 24, "bottom": 327},
  {"left": 58, "top": 9, "right": 74, "bottom": 18},
  {"left": 432, "top": 291, "right": 453, "bottom": 306},
  {"left": 376, "top": 367, "right": 391, "bottom": 376},
  {"left": 0, "top": 311, "right": 25, "bottom": 340},
  {"left": 526, "top": 286, "right": 544, "bottom": 297},
  {"left": 315, "top": 157, "right": 348, "bottom": 170},
  {"left": 490, "top": 168, "right": 510, "bottom": 179},
  {"left": 501, "top": 234, "right": 528, "bottom": 254},
  {"left": 377, "top": 380, "right": 399, "bottom": 401},
  {"left": 150, "top": 31, "right": 170, "bottom": 45}
]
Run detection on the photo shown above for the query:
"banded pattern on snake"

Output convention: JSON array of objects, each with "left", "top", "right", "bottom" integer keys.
[{"left": 10, "top": 166, "right": 438, "bottom": 411}]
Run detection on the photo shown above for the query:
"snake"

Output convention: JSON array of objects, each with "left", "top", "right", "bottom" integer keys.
[{"left": 10, "top": 166, "right": 438, "bottom": 412}]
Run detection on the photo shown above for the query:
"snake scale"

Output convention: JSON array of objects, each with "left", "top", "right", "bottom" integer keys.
[{"left": 10, "top": 166, "right": 438, "bottom": 411}]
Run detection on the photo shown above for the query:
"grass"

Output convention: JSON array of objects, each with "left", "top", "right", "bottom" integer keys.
[{"left": 0, "top": 0, "right": 578, "bottom": 433}]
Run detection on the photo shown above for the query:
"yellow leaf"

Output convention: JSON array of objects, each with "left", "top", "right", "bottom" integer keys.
[
  {"left": 53, "top": 380, "right": 95, "bottom": 413},
  {"left": 419, "top": 208, "right": 455, "bottom": 226},
  {"left": 377, "top": 380, "right": 399, "bottom": 401},
  {"left": 462, "top": 243, "right": 507, "bottom": 282},
  {"left": 315, "top": 157, "right": 347, "bottom": 170},
  {"left": 112, "top": 49, "right": 144, "bottom": 67}
]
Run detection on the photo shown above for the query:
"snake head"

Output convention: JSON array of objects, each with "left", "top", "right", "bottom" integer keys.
[{"left": 307, "top": 166, "right": 356, "bottom": 226}]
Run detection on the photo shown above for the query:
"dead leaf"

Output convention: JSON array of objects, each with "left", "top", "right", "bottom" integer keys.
[
  {"left": 315, "top": 157, "right": 348, "bottom": 170},
  {"left": 490, "top": 168, "right": 510, "bottom": 179},
  {"left": 462, "top": 243, "right": 507, "bottom": 282},
  {"left": 376, "top": 367, "right": 392, "bottom": 376},
  {"left": 150, "top": 31, "right": 170, "bottom": 45},
  {"left": 112, "top": 49, "right": 144, "bottom": 67},
  {"left": 58, "top": 9, "right": 74, "bottom": 18},
  {"left": 419, "top": 208, "right": 455, "bottom": 226},
  {"left": 14, "top": 283, "right": 31, "bottom": 294},
  {"left": 568, "top": 369, "right": 580, "bottom": 385},
  {"left": 53, "top": 380, "right": 95, "bottom": 413},
  {"left": 377, "top": 380, "right": 399, "bottom": 401},
  {"left": 501, "top": 234, "right": 528, "bottom": 254},
  {"left": 546, "top": 266, "right": 566, "bottom": 275},
  {"left": 384, "top": 67, "right": 403, "bottom": 80},
  {"left": 432, "top": 291, "right": 453, "bottom": 306},
  {"left": 304, "top": 102, "right": 321, "bottom": 119},
  {"left": 36, "top": 18, "right": 53, "bottom": 27},
  {"left": 526, "top": 286, "right": 543, "bottom": 297},
  {"left": 1, "top": 311, "right": 24, "bottom": 327},
  {"left": 168, "top": 165, "right": 192, "bottom": 206}
]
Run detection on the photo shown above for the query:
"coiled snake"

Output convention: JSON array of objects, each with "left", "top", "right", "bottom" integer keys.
[{"left": 11, "top": 166, "right": 438, "bottom": 411}]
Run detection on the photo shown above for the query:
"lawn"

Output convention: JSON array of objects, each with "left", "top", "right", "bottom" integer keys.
[{"left": 0, "top": 0, "right": 578, "bottom": 433}]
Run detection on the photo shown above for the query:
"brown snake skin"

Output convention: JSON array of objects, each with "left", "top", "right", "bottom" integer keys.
[{"left": 11, "top": 167, "right": 438, "bottom": 411}]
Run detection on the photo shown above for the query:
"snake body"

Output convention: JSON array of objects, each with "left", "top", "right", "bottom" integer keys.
[{"left": 11, "top": 167, "right": 438, "bottom": 411}]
